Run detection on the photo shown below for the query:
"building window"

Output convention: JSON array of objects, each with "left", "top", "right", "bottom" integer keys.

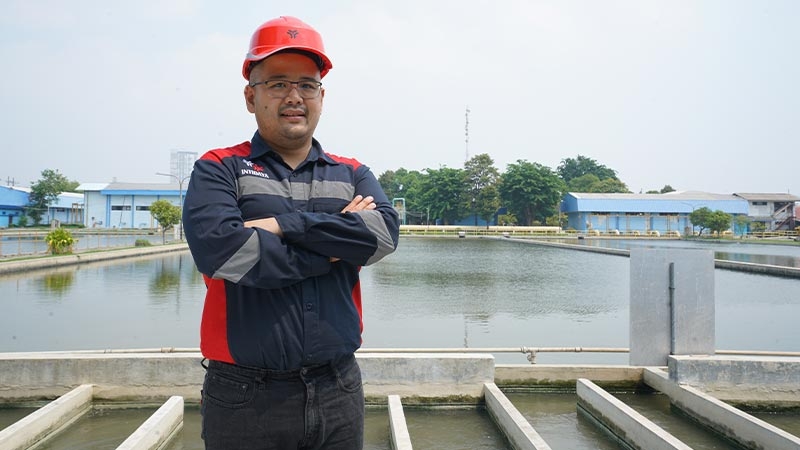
[
  {"left": 111, "top": 205, "right": 132, "bottom": 211},
  {"left": 135, "top": 206, "right": 150, "bottom": 211}
]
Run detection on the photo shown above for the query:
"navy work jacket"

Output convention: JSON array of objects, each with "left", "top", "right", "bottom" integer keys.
[{"left": 183, "top": 132, "right": 399, "bottom": 369}]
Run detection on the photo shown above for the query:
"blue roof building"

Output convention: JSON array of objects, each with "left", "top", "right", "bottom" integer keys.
[
  {"left": 0, "top": 186, "right": 84, "bottom": 228},
  {"left": 79, "top": 182, "right": 184, "bottom": 229},
  {"left": 0, "top": 186, "right": 30, "bottom": 227},
  {"left": 560, "top": 191, "right": 750, "bottom": 235}
]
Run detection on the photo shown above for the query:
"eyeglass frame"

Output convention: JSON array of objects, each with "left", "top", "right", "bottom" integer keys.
[{"left": 248, "top": 79, "right": 324, "bottom": 99}]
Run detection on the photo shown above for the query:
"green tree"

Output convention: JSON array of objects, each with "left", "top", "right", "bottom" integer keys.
[
  {"left": 733, "top": 215, "right": 751, "bottom": 236},
  {"left": 150, "top": 200, "right": 181, "bottom": 244},
  {"left": 567, "top": 173, "right": 630, "bottom": 193},
  {"left": 557, "top": 155, "right": 617, "bottom": 185},
  {"left": 464, "top": 153, "right": 501, "bottom": 227},
  {"left": 499, "top": 160, "right": 565, "bottom": 226},
  {"left": 660, "top": 185, "right": 676, "bottom": 194},
  {"left": 591, "top": 178, "right": 630, "bottom": 193},
  {"left": 689, "top": 207, "right": 732, "bottom": 236},
  {"left": 379, "top": 168, "right": 426, "bottom": 220},
  {"left": 689, "top": 207, "right": 713, "bottom": 236},
  {"left": 418, "top": 167, "right": 467, "bottom": 225},
  {"left": 26, "top": 169, "right": 80, "bottom": 225},
  {"left": 707, "top": 210, "right": 733, "bottom": 236},
  {"left": 567, "top": 174, "right": 601, "bottom": 192}
]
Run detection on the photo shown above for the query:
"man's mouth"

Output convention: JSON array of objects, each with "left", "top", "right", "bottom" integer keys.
[{"left": 281, "top": 109, "right": 306, "bottom": 118}]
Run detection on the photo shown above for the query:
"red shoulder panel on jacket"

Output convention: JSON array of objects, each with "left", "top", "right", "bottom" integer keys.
[
  {"left": 200, "top": 142, "right": 251, "bottom": 163},
  {"left": 325, "top": 152, "right": 362, "bottom": 170}
]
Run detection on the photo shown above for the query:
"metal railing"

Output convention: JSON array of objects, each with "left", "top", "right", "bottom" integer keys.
[{"left": 44, "top": 346, "right": 800, "bottom": 365}]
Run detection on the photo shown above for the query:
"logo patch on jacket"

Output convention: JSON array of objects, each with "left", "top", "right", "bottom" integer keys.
[{"left": 241, "top": 159, "right": 269, "bottom": 178}]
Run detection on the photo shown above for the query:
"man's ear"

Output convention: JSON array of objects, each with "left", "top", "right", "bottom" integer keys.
[{"left": 244, "top": 85, "right": 256, "bottom": 113}]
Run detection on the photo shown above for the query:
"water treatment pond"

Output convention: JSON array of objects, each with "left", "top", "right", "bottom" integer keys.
[
  {"left": 404, "top": 407, "right": 511, "bottom": 449},
  {"left": 613, "top": 392, "right": 745, "bottom": 449},
  {"left": 35, "top": 406, "right": 158, "bottom": 450}
]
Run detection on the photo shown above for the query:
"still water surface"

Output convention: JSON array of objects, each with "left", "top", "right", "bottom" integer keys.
[{"left": 1, "top": 237, "right": 799, "bottom": 365}]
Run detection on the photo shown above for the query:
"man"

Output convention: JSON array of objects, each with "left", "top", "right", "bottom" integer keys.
[{"left": 182, "top": 16, "right": 400, "bottom": 450}]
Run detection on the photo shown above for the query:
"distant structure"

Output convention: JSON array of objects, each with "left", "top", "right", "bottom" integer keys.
[
  {"left": 464, "top": 106, "right": 470, "bottom": 162},
  {"left": 733, "top": 193, "right": 799, "bottom": 231},
  {"left": 170, "top": 150, "right": 197, "bottom": 181}
]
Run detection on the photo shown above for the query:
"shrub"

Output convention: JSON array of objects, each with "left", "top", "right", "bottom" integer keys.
[
  {"left": 134, "top": 239, "right": 152, "bottom": 247},
  {"left": 45, "top": 228, "right": 75, "bottom": 255}
]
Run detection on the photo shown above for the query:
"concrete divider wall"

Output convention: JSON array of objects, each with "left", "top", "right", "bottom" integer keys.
[
  {"left": 387, "top": 395, "right": 413, "bottom": 450},
  {"left": 0, "top": 384, "right": 93, "bottom": 450},
  {"left": 116, "top": 396, "right": 184, "bottom": 450},
  {"left": 358, "top": 353, "right": 495, "bottom": 401},
  {"left": 668, "top": 355, "right": 800, "bottom": 405},
  {"left": 645, "top": 368, "right": 800, "bottom": 450},
  {"left": 576, "top": 378, "right": 692, "bottom": 450},
  {"left": 0, "top": 353, "right": 203, "bottom": 402},
  {"left": 494, "top": 364, "right": 643, "bottom": 388},
  {"left": 0, "top": 352, "right": 495, "bottom": 403},
  {"left": 483, "top": 383, "right": 552, "bottom": 450}
]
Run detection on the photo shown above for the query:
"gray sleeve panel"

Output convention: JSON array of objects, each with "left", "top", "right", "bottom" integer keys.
[
  {"left": 357, "top": 210, "right": 396, "bottom": 265},
  {"left": 212, "top": 232, "right": 261, "bottom": 283}
]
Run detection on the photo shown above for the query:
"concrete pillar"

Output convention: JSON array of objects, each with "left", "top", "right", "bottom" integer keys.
[{"left": 629, "top": 248, "right": 715, "bottom": 366}]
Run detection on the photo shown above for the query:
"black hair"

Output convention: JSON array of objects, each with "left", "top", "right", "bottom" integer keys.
[{"left": 248, "top": 49, "right": 324, "bottom": 78}]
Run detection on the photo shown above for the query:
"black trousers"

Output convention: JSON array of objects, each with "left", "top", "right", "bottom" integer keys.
[{"left": 200, "top": 355, "right": 364, "bottom": 450}]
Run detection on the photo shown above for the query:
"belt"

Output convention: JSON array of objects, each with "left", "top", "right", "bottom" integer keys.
[{"left": 205, "top": 354, "right": 355, "bottom": 381}]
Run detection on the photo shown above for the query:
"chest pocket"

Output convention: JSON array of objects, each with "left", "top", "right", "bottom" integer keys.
[
  {"left": 237, "top": 176, "right": 293, "bottom": 219},
  {"left": 309, "top": 198, "right": 349, "bottom": 214},
  {"left": 306, "top": 178, "right": 354, "bottom": 214}
]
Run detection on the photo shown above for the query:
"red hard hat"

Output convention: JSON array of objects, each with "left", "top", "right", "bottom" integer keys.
[{"left": 242, "top": 16, "right": 333, "bottom": 80}]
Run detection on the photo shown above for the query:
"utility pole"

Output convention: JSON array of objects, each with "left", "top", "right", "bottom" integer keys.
[
  {"left": 464, "top": 106, "right": 470, "bottom": 162},
  {"left": 156, "top": 172, "right": 191, "bottom": 241}
]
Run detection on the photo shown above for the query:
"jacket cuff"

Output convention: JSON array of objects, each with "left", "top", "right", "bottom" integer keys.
[{"left": 275, "top": 212, "right": 305, "bottom": 242}]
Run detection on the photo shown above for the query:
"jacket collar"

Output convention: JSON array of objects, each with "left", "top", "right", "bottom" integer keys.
[{"left": 249, "top": 131, "right": 337, "bottom": 166}]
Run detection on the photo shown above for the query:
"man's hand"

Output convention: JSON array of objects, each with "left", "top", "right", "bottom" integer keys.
[
  {"left": 341, "top": 195, "right": 376, "bottom": 213},
  {"left": 245, "top": 195, "right": 376, "bottom": 262},
  {"left": 244, "top": 217, "right": 283, "bottom": 237},
  {"left": 330, "top": 195, "right": 376, "bottom": 262}
]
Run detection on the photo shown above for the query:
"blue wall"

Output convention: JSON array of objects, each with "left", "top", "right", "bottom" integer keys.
[{"left": 0, "top": 187, "right": 29, "bottom": 227}]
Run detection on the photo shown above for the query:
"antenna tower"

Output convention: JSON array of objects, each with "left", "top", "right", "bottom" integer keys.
[{"left": 465, "top": 106, "right": 470, "bottom": 162}]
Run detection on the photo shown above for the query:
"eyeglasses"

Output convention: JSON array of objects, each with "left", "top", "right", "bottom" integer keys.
[{"left": 248, "top": 79, "right": 323, "bottom": 99}]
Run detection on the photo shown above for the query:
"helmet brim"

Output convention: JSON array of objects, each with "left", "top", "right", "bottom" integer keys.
[{"left": 242, "top": 46, "right": 333, "bottom": 80}]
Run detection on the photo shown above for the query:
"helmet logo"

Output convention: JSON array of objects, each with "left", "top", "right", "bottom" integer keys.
[{"left": 286, "top": 29, "right": 299, "bottom": 39}]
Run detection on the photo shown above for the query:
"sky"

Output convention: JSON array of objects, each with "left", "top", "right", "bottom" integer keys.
[{"left": 1, "top": 0, "right": 799, "bottom": 196}]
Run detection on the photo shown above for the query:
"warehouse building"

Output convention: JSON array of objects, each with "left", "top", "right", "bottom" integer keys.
[
  {"left": 560, "top": 191, "right": 751, "bottom": 235},
  {"left": 80, "top": 182, "right": 184, "bottom": 229},
  {"left": 0, "top": 186, "right": 83, "bottom": 228}
]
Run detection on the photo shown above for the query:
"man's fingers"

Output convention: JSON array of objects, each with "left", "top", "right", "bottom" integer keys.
[{"left": 341, "top": 195, "right": 375, "bottom": 213}]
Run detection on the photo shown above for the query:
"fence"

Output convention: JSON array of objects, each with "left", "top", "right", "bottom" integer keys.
[{"left": 0, "top": 229, "right": 177, "bottom": 258}]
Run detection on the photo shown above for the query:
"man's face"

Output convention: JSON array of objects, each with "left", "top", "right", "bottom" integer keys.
[{"left": 244, "top": 52, "right": 324, "bottom": 151}]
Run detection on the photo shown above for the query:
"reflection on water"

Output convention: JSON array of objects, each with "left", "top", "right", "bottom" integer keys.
[
  {"left": 364, "top": 408, "right": 392, "bottom": 450},
  {"left": 163, "top": 406, "right": 204, "bottom": 450},
  {"left": 404, "top": 407, "right": 511, "bottom": 450},
  {"left": 505, "top": 392, "right": 622, "bottom": 450},
  {"left": 0, "top": 406, "right": 38, "bottom": 430},
  {"left": 0, "top": 238, "right": 798, "bottom": 365},
  {"left": 35, "top": 407, "right": 157, "bottom": 450},
  {"left": 39, "top": 271, "right": 74, "bottom": 295},
  {"left": 613, "top": 392, "right": 742, "bottom": 449},
  {"left": 748, "top": 410, "right": 800, "bottom": 437}
]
